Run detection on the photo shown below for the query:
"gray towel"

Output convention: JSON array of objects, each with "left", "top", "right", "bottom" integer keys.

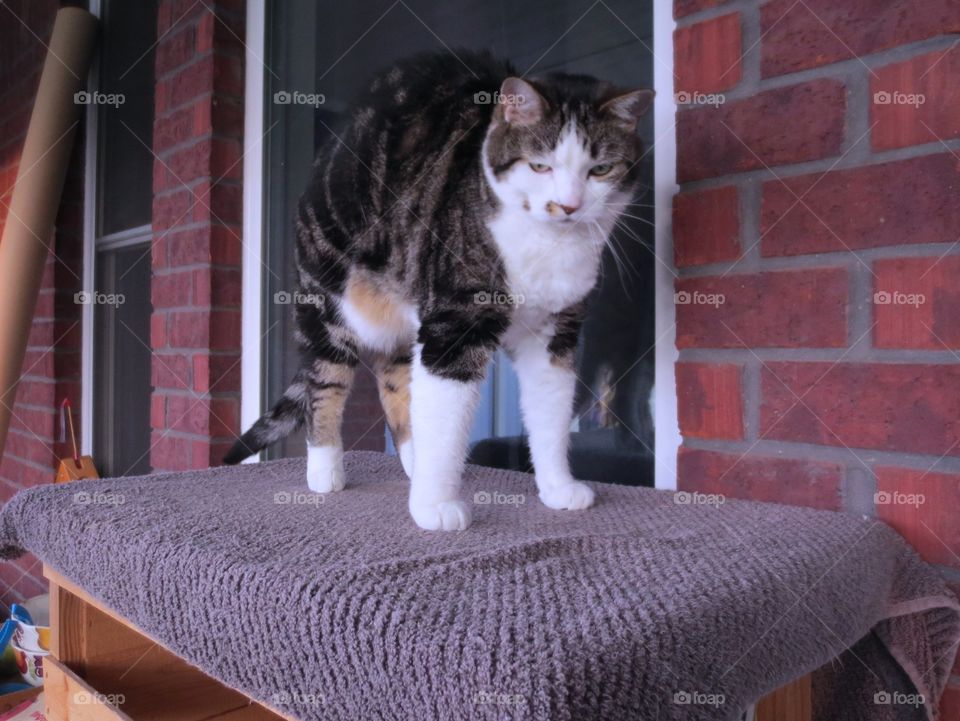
[{"left": 1, "top": 451, "right": 957, "bottom": 720}]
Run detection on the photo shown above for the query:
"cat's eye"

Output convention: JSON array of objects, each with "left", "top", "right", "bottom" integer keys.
[
  {"left": 528, "top": 162, "right": 552, "bottom": 173},
  {"left": 589, "top": 163, "right": 615, "bottom": 177}
]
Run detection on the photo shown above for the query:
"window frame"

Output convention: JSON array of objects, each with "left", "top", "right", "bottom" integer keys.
[{"left": 240, "top": 0, "right": 680, "bottom": 488}]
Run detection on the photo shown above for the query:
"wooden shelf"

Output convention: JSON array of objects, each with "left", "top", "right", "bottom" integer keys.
[
  {"left": 43, "top": 566, "right": 291, "bottom": 721},
  {"left": 42, "top": 565, "right": 811, "bottom": 720}
]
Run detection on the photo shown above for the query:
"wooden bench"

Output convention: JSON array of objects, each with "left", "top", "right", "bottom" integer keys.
[{"left": 42, "top": 565, "right": 811, "bottom": 721}]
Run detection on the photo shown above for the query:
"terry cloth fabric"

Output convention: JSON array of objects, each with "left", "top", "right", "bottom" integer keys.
[{"left": 1, "top": 452, "right": 958, "bottom": 721}]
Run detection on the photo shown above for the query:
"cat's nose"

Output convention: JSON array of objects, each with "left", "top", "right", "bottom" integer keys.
[{"left": 558, "top": 203, "right": 579, "bottom": 215}]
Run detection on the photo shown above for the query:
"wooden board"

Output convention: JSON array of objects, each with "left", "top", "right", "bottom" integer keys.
[
  {"left": 44, "top": 566, "right": 292, "bottom": 721},
  {"left": 755, "top": 672, "right": 812, "bottom": 721}
]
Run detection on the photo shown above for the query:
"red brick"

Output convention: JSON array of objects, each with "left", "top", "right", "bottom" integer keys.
[
  {"left": 155, "top": 23, "right": 196, "bottom": 76},
  {"left": 160, "top": 55, "right": 215, "bottom": 111},
  {"left": 677, "top": 79, "right": 846, "bottom": 182},
  {"left": 14, "top": 380, "right": 54, "bottom": 408},
  {"left": 211, "top": 138, "right": 243, "bottom": 181},
  {"left": 196, "top": 353, "right": 242, "bottom": 394},
  {"left": 150, "top": 432, "right": 194, "bottom": 472},
  {"left": 5, "top": 430, "right": 55, "bottom": 468},
  {"left": 194, "top": 267, "right": 242, "bottom": 308},
  {"left": 163, "top": 138, "right": 213, "bottom": 188},
  {"left": 673, "top": 186, "right": 739, "bottom": 267},
  {"left": 675, "top": 13, "right": 742, "bottom": 94},
  {"left": 209, "top": 397, "right": 240, "bottom": 438},
  {"left": 676, "top": 363, "right": 744, "bottom": 440},
  {"left": 761, "top": 154, "right": 960, "bottom": 257},
  {"left": 150, "top": 313, "right": 167, "bottom": 348},
  {"left": 166, "top": 394, "right": 211, "bottom": 436},
  {"left": 874, "top": 256, "right": 960, "bottom": 350},
  {"left": 677, "top": 448, "right": 843, "bottom": 510},
  {"left": 201, "top": 182, "right": 242, "bottom": 224},
  {"left": 152, "top": 188, "right": 194, "bottom": 232},
  {"left": 168, "top": 310, "right": 210, "bottom": 348},
  {"left": 876, "top": 467, "right": 960, "bottom": 570},
  {"left": 761, "top": 363, "right": 960, "bottom": 457},
  {"left": 152, "top": 270, "right": 195, "bottom": 309},
  {"left": 154, "top": 103, "right": 197, "bottom": 152},
  {"left": 150, "top": 395, "right": 166, "bottom": 430},
  {"left": 760, "top": 0, "right": 960, "bottom": 78},
  {"left": 942, "top": 685, "right": 960, "bottom": 721},
  {"left": 151, "top": 353, "right": 192, "bottom": 391},
  {"left": 209, "top": 310, "right": 242, "bottom": 350},
  {"left": 675, "top": 268, "right": 847, "bottom": 349},
  {"left": 674, "top": 0, "right": 730, "bottom": 18},
  {"left": 871, "top": 47, "right": 960, "bottom": 151},
  {"left": 0, "top": 456, "right": 52, "bottom": 489}
]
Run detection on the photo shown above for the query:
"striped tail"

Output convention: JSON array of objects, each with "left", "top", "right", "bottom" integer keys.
[{"left": 222, "top": 372, "right": 308, "bottom": 464}]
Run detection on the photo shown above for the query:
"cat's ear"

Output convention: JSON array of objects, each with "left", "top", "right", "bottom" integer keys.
[
  {"left": 599, "top": 89, "right": 655, "bottom": 131},
  {"left": 498, "top": 77, "right": 546, "bottom": 125}
]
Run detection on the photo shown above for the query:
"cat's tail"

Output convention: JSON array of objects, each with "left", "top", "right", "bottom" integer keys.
[{"left": 222, "top": 372, "right": 308, "bottom": 464}]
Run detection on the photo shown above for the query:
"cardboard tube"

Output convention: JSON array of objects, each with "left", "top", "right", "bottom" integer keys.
[{"left": 0, "top": 8, "right": 98, "bottom": 467}]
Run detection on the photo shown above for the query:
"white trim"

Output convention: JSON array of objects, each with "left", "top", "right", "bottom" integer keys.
[
  {"left": 96, "top": 224, "right": 152, "bottom": 251},
  {"left": 240, "top": 0, "right": 266, "bottom": 461},
  {"left": 80, "top": 0, "right": 102, "bottom": 456},
  {"left": 652, "top": 1, "right": 680, "bottom": 491}
]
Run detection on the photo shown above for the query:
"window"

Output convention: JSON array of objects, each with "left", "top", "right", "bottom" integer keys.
[
  {"left": 260, "top": 1, "right": 657, "bottom": 485},
  {"left": 88, "top": 0, "right": 158, "bottom": 476}
]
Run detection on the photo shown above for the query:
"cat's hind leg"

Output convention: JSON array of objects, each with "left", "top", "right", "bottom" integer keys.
[
  {"left": 297, "top": 302, "right": 358, "bottom": 493},
  {"left": 374, "top": 352, "right": 414, "bottom": 478}
]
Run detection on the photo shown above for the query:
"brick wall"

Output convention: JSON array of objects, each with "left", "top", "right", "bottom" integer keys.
[
  {"left": 0, "top": 0, "right": 85, "bottom": 603},
  {"left": 672, "top": 0, "right": 960, "bottom": 712},
  {"left": 149, "top": 0, "right": 245, "bottom": 471}
]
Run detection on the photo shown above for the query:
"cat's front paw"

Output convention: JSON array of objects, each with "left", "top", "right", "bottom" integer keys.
[
  {"left": 409, "top": 499, "right": 472, "bottom": 531},
  {"left": 306, "top": 445, "right": 346, "bottom": 493},
  {"left": 539, "top": 481, "right": 595, "bottom": 511}
]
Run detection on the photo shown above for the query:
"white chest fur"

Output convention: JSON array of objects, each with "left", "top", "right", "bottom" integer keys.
[{"left": 486, "top": 207, "right": 603, "bottom": 316}]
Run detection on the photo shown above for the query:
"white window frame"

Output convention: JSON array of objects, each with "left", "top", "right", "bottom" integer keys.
[
  {"left": 79, "top": 0, "right": 102, "bottom": 455},
  {"left": 240, "top": 1, "right": 680, "bottom": 487}
]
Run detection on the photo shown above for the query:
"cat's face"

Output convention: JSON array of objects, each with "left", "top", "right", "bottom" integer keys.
[{"left": 483, "top": 76, "right": 654, "bottom": 227}]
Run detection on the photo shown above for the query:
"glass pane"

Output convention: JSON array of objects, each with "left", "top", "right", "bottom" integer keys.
[
  {"left": 97, "top": 0, "right": 158, "bottom": 236},
  {"left": 264, "top": 1, "right": 655, "bottom": 485},
  {"left": 93, "top": 245, "right": 153, "bottom": 476}
]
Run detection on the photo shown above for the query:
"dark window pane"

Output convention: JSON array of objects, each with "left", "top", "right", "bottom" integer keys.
[
  {"left": 97, "top": 0, "right": 158, "bottom": 235},
  {"left": 94, "top": 245, "right": 153, "bottom": 476},
  {"left": 264, "top": 1, "right": 655, "bottom": 484}
]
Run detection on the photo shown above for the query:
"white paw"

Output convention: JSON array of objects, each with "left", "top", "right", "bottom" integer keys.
[
  {"left": 539, "top": 481, "right": 595, "bottom": 511},
  {"left": 397, "top": 440, "right": 414, "bottom": 479},
  {"left": 409, "top": 499, "right": 472, "bottom": 531},
  {"left": 306, "top": 445, "right": 345, "bottom": 493}
]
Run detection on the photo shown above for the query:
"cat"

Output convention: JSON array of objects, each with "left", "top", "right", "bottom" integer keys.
[{"left": 224, "top": 50, "right": 654, "bottom": 531}]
